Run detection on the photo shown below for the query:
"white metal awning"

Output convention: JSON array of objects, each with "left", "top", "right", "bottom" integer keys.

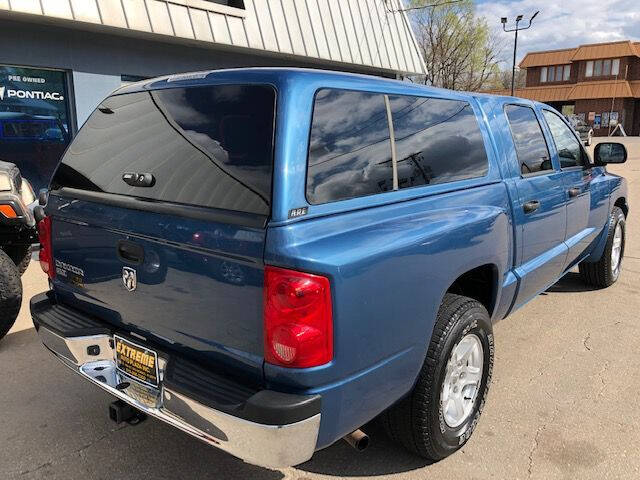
[{"left": 0, "top": 0, "right": 426, "bottom": 76}]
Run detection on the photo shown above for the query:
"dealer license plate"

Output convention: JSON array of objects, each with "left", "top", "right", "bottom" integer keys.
[{"left": 114, "top": 335, "right": 159, "bottom": 387}]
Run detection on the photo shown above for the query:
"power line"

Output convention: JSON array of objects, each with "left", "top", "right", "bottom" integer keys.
[{"left": 384, "top": 0, "right": 463, "bottom": 14}]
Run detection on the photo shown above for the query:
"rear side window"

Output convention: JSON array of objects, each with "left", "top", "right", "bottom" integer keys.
[
  {"left": 504, "top": 105, "right": 552, "bottom": 175},
  {"left": 306, "top": 89, "right": 393, "bottom": 204},
  {"left": 306, "top": 89, "right": 488, "bottom": 204},
  {"left": 388, "top": 95, "right": 488, "bottom": 188},
  {"left": 52, "top": 85, "right": 275, "bottom": 215}
]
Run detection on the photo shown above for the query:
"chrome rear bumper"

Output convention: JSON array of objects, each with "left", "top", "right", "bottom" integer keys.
[{"left": 37, "top": 326, "right": 321, "bottom": 468}]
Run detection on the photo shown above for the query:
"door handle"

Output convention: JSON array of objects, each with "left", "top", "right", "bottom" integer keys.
[
  {"left": 523, "top": 200, "right": 540, "bottom": 214},
  {"left": 117, "top": 241, "right": 144, "bottom": 264},
  {"left": 568, "top": 187, "right": 581, "bottom": 198}
]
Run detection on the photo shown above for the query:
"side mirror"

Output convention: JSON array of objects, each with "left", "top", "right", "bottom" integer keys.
[{"left": 594, "top": 142, "right": 627, "bottom": 166}]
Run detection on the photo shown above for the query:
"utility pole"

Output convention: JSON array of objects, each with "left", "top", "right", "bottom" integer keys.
[
  {"left": 608, "top": 64, "right": 628, "bottom": 136},
  {"left": 502, "top": 11, "right": 539, "bottom": 96}
]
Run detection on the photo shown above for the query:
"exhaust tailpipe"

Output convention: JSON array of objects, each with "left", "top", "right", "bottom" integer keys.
[{"left": 343, "top": 429, "right": 369, "bottom": 451}]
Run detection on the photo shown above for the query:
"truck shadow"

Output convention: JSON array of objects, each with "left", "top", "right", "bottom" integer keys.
[
  {"left": 0, "top": 329, "right": 430, "bottom": 479},
  {"left": 546, "top": 272, "right": 600, "bottom": 293},
  {"left": 296, "top": 421, "right": 432, "bottom": 476}
]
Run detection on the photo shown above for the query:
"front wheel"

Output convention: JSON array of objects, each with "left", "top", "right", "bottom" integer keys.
[
  {"left": 0, "top": 248, "right": 23, "bottom": 340},
  {"left": 579, "top": 207, "right": 625, "bottom": 288},
  {"left": 381, "top": 294, "right": 494, "bottom": 460}
]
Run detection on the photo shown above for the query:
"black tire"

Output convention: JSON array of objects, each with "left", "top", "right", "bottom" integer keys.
[
  {"left": 0, "top": 249, "right": 23, "bottom": 340},
  {"left": 579, "top": 207, "right": 625, "bottom": 288},
  {"left": 381, "top": 294, "right": 494, "bottom": 461},
  {"left": 2, "top": 245, "right": 32, "bottom": 276}
]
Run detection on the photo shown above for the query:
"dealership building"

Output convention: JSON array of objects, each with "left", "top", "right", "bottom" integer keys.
[
  {"left": 491, "top": 40, "right": 640, "bottom": 137},
  {"left": 0, "top": 0, "right": 425, "bottom": 192}
]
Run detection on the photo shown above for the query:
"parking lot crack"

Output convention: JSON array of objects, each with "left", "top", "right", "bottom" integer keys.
[
  {"left": 74, "top": 424, "right": 127, "bottom": 457},
  {"left": 596, "top": 361, "right": 610, "bottom": 399},
  {"left": 527, "top": 406, "right": 560, "bottom": 479},
  {"left": 18, "top": 424, "right": 127, "bottom": 477},
  {"left": 19, "top": 461, "right": 52, "bottom": 476}
]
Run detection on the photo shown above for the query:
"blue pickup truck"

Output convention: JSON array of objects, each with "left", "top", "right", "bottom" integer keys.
[{"left": 30, "top": 68, "right": 628, "bottom": 468}]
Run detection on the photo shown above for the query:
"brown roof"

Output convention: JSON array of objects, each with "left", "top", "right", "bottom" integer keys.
[
  {"left": 482, "top": 80, "right": 639, "bottom": 101},
  {"left": 519, "top": 40, "right": 640, "bottom": 68},
  {"left": 572, "top": 40, "right": 639, "bottom": 61},
  {"left": 519, "top": 48, "right": 576, "bottom": 68},
  {"left": 480, "top": 85, "right": 572, "bottom": 101},
  {"left": 570, "top": 80, "right": 634, "bottom": 99}
]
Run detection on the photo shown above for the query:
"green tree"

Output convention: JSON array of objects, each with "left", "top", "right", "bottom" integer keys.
[{"left": 408, "top": 0, "right": 502, "bottom": 91}]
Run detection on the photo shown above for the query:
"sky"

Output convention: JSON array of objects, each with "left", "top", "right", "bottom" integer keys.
[{"left": 474, "top": 0, "right": 640, "bottom": 67}]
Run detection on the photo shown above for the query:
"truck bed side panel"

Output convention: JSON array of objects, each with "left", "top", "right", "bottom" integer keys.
[{"left": 264, "top": 182, "right": 511, "bottom": 447}]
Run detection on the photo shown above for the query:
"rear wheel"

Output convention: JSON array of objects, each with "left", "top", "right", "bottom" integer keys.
[
  {"left": 0, "top": 249, "right": 23, "bottom": 340},
  {"left": 579, "top": 207, "right": 625, "bottom": 288},
  {"left": 381, "top": 294, "right": 494, "bottom": 460},
  {"left": 2, "top": 245, "right": 32, "bottom": 276}
]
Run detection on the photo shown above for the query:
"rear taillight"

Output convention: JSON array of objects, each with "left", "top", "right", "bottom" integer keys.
[
  {"left": 37, "top": 216, "right": 55, "bottom": 279},
  {"left": 264, "top": 266, "right": 333, "bottom": 368}
]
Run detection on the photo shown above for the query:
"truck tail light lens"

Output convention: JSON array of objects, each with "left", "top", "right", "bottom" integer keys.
[
  {"left": 37, "top": 216, "right": 55, "bottom": 279},
  {"left": 264, "top": 266, "right": 333, "bottom": 368}
]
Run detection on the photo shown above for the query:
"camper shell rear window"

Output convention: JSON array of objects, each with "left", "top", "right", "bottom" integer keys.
[{"left": 51, "top": 84, "right": 276, "bottom": 216}]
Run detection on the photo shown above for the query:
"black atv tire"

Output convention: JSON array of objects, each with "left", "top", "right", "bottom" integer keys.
[
  {"left": 2, "top": 245, "right": 32, "bottom": 276},
  {"left": 0, "top": 249, "right": 23, "bottom": 340}
]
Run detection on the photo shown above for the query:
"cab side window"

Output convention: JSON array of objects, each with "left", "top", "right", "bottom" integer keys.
[
  {"left": 505, "top": 105, "right": 552, "bottom": 176},
  {"left": 542, "top": 110, "right": 588, "bottom": 169}
]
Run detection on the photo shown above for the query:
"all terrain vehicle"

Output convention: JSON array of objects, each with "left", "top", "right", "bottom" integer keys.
[{"left": 0, "top": 160, "right": 37, "bottom": 339}]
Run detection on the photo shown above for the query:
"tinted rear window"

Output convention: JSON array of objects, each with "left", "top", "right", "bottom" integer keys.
[
  {"left": 52, "top": 85, "right": 275, "bottom": 215},
  {"left": 306, "top": 89, "right": 488, "bottom": 205},
  {"left": 388, "top": 95, "right": 488, "bottom": 188},
  {"left": 306, "top": 89, "right": 393, "bottom": 204}
]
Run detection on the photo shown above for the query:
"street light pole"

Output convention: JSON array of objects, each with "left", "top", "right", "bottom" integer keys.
[{"left": 502, "top": 11, "right": 539, "bottom": 96}]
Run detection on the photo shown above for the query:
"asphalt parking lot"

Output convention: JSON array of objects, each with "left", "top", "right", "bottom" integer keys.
[{"left": 2, "top": 138, "right": 639, "bottom": 480}]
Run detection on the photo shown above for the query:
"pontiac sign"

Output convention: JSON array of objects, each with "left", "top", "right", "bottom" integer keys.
[{"left": 0, "top": 86, "right": 64, "bottom": 101}]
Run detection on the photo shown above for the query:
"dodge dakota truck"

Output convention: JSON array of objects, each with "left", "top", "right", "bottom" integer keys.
[{"left": 30, "top": 68, "right": 628, "bottom": 468}]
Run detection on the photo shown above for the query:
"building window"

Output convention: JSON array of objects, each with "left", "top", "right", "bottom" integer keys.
[
  {"left": 612, "top": 58, "right": 620, "bottom": 75},
  {"left": 0, "top": 64, "right": 72, "bottom": 192},
  {"left": 540, "top": 64, "right": 570, "bottom": 83},
  {"left": 594, "top": 60, "right": 602, "bottom": 76},
  {"left": 586, "top": 58, "right": 620, "bottom": 77}
]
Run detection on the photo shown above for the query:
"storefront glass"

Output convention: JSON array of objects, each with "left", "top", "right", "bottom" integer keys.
[{"left": 0, "top": 65, "right": 71, "bottom": 192}]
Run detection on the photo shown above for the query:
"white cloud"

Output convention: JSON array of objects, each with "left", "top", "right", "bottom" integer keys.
[{"left": 476, "top": 0, "right": 640, "bottom": 66}]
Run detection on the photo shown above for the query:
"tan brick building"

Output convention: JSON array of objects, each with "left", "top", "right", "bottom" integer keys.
[{"left": 490, "top": 41, "right": 640, "bottom": 136}]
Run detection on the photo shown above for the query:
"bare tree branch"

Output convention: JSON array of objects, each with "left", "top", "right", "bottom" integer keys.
[{"left": 408, "top": 0, "right": 503, "bottom": 91}]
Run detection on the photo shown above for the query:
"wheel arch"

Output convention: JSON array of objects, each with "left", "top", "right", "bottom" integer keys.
[
  {"left": 614, "top": 196, "right": 628, "bottom": 217},
  {"left": 445, "top": 263, "right": 499, "bottom": 317}
]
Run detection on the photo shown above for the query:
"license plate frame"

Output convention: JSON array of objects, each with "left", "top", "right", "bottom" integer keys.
[{"left": 114, "top": 335, "right": 159, "bottom": 387}]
